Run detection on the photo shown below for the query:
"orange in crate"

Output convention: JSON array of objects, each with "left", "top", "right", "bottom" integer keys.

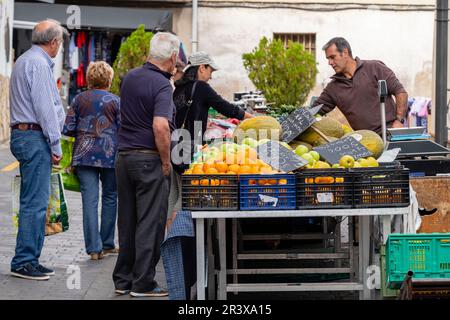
[
  {"left": 200, "top": 179, "right": 210, "bottom": 186},
  {"left": 238, "top": 165, "right": 251, "bottom": 175},
  {"left": 206, "top": 167, "right": 219, "bottom": 174},
  {"left": 215, "top": 163, "right": 228, "bottom": 173}
]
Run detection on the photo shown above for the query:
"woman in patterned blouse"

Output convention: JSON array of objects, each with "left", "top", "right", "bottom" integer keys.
[{"left": 63, "top": 61, "right": 120, "bottom": 260}]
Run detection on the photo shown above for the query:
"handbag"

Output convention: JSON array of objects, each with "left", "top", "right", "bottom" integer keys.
[
  {"left": 172, "top": 81, "right": 198, "bottom": 175},
  {"left": 59, "top": 136, "right": 81, "bottom": 192},
  {"left": 12, "top": 173, "right": 69, "bottom": 236}
]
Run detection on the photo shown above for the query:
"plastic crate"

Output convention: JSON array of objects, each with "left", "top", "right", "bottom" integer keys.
[
  {"left": 239, "top": 174, "right": 296, "bottom": 210},
  {"left": 380, "top": 245, "right": 399, "bottom": 298},
  {"left": 386, "top": 233, "right": 450, "bottom": 289},
  {"left": 296, "top": 169, "right": 353, "bottom": 209},
  {"left": 181, "top": 174, "right": 239, "bottom": 210},
  {"left": 352, "top": 167, "right": 410, "bottom": 208}
]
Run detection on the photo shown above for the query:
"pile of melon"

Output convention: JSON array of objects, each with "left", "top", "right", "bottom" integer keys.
[{"left": 233, "top": 114, "right": 384, "bottom": 159}]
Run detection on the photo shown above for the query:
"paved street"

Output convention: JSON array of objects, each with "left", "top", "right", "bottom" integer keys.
[{"left": 0, "top": 142, "right": 167, "bottom": 300}]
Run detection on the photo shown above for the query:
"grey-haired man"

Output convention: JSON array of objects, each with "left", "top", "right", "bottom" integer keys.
[
  {"left": 9, "top": 19, "right": 67, "bottom": 280},
  {"left": 113, "top": 32, "right": 180, "bottom": 298}
]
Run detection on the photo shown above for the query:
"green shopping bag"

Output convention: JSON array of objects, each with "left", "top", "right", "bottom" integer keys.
[
  {"left": 12, "top": 173, "right": 69, "bottom": 236},
  {"left": 60, "top": 136, "right": 80, "bottom": 192}
]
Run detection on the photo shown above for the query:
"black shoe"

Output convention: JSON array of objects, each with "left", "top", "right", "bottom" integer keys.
[
  {"left": 11, "top": 264, "right": 50, "bottom": 281},
  {"left": 36, "top": 264, "right": 55, "bottom": 276}
]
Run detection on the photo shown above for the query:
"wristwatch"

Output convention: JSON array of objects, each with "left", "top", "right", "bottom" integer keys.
[{"left": 396, "top": 116, "right": 405, "bottom": 124}]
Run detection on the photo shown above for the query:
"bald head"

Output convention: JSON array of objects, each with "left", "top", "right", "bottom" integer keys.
[{"left": 32, "top": 19, "right": 67, "bottom": 45}]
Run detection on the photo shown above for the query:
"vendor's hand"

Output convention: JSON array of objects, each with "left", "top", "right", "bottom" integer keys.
[
  {"left": 244, "top": 112, "right": 254, "bottom": 119},
  {"left": 162, "top": 162, "right": 171, "bottom": 177},
  {"left": 52, "top": 154, "right": 62, "bottom": 165},
  {"left": 391, "top": 120, "right": 404, "bottom": 128}
]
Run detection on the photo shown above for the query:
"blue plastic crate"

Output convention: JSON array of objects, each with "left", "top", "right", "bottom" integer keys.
[{"left": 239, "top": 174, "right": 296, "bottom": 210}]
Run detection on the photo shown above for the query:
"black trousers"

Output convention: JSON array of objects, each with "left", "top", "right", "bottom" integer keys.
[{"left": 112, "top": 150, "right": 169, "bottom": 293}]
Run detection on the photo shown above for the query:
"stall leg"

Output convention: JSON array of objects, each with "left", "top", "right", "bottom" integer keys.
[
  {"left": 232, "top": 218, "right": 238, "bottom": 295},
  {"left": 217, "top": 218, "right": 227, "bottom": 300},
  {"left": 196, "top": 218, "right": 205, "bottom": 300},
  {"left": 207, "top": 219, "right": 216, "bottom": 300},
  {"left": 359, "top": 216, "right": 372, "bottom": 300}
]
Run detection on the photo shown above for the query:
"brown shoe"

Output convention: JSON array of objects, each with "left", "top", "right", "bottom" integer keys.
[
  {"left": 103, "top": 248, "right": 119, "bottom": 256},
  {"left": 90, "top": 252, "right": 105, "bottom": 260}
]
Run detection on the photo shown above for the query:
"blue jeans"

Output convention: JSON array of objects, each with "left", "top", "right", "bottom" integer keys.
[
  {"left": 10, "top": 130, "right": 51, "bottom": 270},
  {"left": 76, "top": 166, "right": 117, "bottom": 254}
]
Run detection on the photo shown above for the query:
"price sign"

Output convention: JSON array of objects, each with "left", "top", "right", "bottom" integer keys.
[
  {"left": 280, "top": 107, "right": 317, "bottom": 143},
  {"left": 257, "top": 140, "right": 308, "bottom": 172},
  {"left": 312, "top": 136, "right": 372, "bottom": 165}
]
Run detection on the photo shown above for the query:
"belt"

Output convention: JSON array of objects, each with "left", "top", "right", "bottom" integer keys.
[
  {"left": 119, "top": 149, "right": 159, "bottom": 155},
  {"left": 12, "top": 123, "right": 42, "bottom": 131}
]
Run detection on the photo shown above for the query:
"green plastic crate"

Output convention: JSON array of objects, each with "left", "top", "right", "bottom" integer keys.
[
  {"left": 386, "top": 233, "right": 450, "bottom": 289},
  {"left": 380, "top": 245, "right": 399, "bottom": 298}
]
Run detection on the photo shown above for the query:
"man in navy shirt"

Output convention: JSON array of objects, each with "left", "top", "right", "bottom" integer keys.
[{"left": 113, "top": 32, "right": 180, "bottom": 297}]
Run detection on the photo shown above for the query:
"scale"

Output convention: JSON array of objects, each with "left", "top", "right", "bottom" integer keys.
[
  {"left": 377, "top": 81, "right": 450, "bottom": 176},
  {"left": 378, "top": 80, "right": 450, "bottom": 160}
]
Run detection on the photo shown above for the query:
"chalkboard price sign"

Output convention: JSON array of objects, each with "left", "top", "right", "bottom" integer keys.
[
  {"left": 280, "top": 107, "right": 317, "bottom": 143},
  {"left": 257, "top": 141, "right": 308, "bottom": 172},
  {"left": 312, "top": 136, "right": 372, "bottom": 165}
]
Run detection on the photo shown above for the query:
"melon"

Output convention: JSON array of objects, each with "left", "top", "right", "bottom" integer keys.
[
  {"left": 343, "top": 130, "right": 385, "bottom": 158},
  {"left": 233, "top": 116, "right": 282, "bottom": 141},
  {"left": 298, "top": 117, "right": 345, "bottom": 146}
]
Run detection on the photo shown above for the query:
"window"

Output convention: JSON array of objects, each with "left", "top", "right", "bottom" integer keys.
[{"left": 273, "top": 33, "right": 316, "bottom": 58}]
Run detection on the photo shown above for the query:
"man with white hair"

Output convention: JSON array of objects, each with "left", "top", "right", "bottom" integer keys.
[
  {"left": 9, "top": 19, "right": 67, "bottom": 281},
  {"left": 113, "top": 32, "right": 180, "bottom": 297}
]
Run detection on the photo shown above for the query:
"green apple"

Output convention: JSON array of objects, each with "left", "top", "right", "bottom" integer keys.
[
  {"left": 339, "top": 155, "right": 355, "bottom": 168},
  {"left": 353, "top": 162, "right": 362, "bottom": 168},
  {"left": 331, "top": 163, "right": 341, "bottom": 168},
  {"left": 366, "top": 156, "right": 379, "bottom": 167},
  {"left": 294, "top": 145, "right": 309, "bottom": 157},
  {"left": 314, "top": 161, "right": 331, "bottom": 169},
  {"left": 280, "top": 142, "right": 293, "bottom": 150},
  {"left": 242, "top": 137, "right": 258, "bottom": 148},
  {"left": 358, "top": 158, "right": 370, "bottom": 167},
  {"left": 310, "top": 151, "right": 320, "bottom": 162},
  {"left": 301, "top": 153, "right": 315, "bottom": 165},
  {"left": 258, "top": 138, "right": 270, "bottom": 145}
]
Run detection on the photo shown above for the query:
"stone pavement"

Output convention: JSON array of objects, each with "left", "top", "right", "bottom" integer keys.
[{"left": 0, "top": 143, "right": 167, "bottom": 300}]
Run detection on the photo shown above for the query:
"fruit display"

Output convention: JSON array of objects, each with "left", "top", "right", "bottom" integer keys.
[
  {"left": 232, "top": 115, "right": 282, "bottom": 140},
  {"left": 182, "top": 140, "right": 288, "bottom": 187}
]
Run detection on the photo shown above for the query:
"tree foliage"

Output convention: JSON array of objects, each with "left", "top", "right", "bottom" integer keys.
[
  {"left": 242, "top": 37, "right": 318, "bottom": 115},
  {"left": 111, "top": 25, "right": 154, "bottom": 95}
]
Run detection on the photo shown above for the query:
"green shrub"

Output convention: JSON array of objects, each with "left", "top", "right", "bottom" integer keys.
[
  {"left": 111, "top": 25, "right": 154, "bottom": 95},
  {"left": 242, "top": 37, "right": 318, "bottom": 115}
]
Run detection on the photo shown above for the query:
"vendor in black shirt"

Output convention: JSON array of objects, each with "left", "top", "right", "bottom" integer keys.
[{"left": 173, "top": 51, "right": 252, "bottom": 145}]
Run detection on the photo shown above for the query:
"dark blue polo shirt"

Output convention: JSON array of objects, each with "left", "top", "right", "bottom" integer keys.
[{"left": 118, "top": 62, "right": 175, "bottom": 151}]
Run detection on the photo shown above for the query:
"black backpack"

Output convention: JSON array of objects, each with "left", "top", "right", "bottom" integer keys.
[{"left": 172, "top": 81, "right": 198, "bottom": 174}]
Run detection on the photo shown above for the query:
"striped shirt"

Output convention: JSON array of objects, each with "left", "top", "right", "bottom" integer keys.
[{"left": 10, "top": 45, "right": 65, "bottom": 156}]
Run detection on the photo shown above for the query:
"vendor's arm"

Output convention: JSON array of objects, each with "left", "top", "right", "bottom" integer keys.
[
  {"left": 381, "top": 61, "right": 409, "bottom": 128},
  {"left": 312, "top": 87, "right": 336, "bottom": 115},
  {"left": 203, "top": 83, "right": 247, "bottom": 120},
  {"left": 392, "top": 92, "right": 408, "bottom": 128}
]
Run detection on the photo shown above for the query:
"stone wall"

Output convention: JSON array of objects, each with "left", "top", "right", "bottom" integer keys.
[{"left": 0, "top": 75, "right": 10, "bottom": 143}]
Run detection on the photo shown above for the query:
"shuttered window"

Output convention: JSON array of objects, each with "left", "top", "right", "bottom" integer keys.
[{"left": 273, "top": 33, "right": 316, "bottom": 59}]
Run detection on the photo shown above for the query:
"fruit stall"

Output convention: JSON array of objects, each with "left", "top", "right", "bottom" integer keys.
[{"left": 179, "top": 112, "right": 431, "bottom": 300}]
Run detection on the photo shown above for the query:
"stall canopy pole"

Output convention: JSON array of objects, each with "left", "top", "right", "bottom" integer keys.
[
  {"left": 435, "top": 0, "right": 449, "bottom": 146},
  {"left": 192, "top": 0, "right": 198, "bottom": 53}
]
